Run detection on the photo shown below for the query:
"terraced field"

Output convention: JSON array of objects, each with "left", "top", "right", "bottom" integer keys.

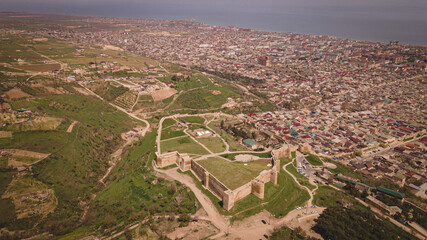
[{"left": 113, "top": 90, "right": 137, "bottom": 110}]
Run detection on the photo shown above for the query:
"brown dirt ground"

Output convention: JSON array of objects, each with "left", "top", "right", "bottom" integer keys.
[
  {"left": 73, "top": 87, "right": 93, "bottom": 96},
  {"left": 151, "top": 87, "right": 177, "bottom": 102},
  {"left": 0, "top": 131, "right": 12, "bottom": 138},
  {"left": 16, "top": 63, "right": 61, "bottom": 72},
  {"left": 2, "top": 149, "right": 49, "bottom": 159},
  {"left": 4, "top": 88, "right": 30, "bottom": 100},
  {"left": 167, "top": 220, "right": 218, "bottom": 240},
  {"left": 2, "top": 176, "right": 57, "bottom": 219}
]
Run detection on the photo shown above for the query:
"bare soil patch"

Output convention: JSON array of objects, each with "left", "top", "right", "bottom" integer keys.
[
  {"left": 9, "top": 116, "right": 63, "bottom": 131},
  {"left": 0, "top": 131, "right": 12, "bottom": 138},
  {"left": 5, "top": 88, "right": 30, "bottom": 100},
  {"left": 16, "top": 63, "right": 61, "bottom": 72},
  {"left": 73, "top": 86, "right": 93, "bottom": 96},
  {"left": 66, "top": 120, "right": 78, "bottom": 133},
  {"left": 324, "top": 162, "right": 337, "bottom": 169},
  {"left": 167, "top": 220, "right": 218, "bottom": 240},
  {"left": 234, "top": 154, "right": 261, "bottom": 162},
  {"left": 2, "top": 176, "right": 57, "bottom": 219},
  {"left": 2, "top": 149, "right": 49, "bottom": 159},
  {"left": 151, "top": 87, "right": 177, "bottom": 102}
]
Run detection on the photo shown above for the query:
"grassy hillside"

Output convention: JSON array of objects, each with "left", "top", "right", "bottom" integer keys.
[{"left": 0, "top": 93, "right": 140, "bottom": 236}]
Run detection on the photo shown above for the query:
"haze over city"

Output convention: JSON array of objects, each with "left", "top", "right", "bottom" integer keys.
[
  {"left": 0, "top": 1, "right": 426, "bottom": 240},
  {"left": 1, "top": 0, "right": 427, "bottom": 45}
]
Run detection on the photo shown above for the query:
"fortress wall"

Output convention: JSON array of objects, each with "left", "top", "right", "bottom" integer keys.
[
  {"left": 256, "top": 170, "right": 272, "bottom": 183},
  {"left": 233, "top": 182, "right": 252, "bottom": 202},
  {"left": 208, "top": 174, "right": 230, "bottom": 198},
  {"left": 251, "top": 180, "right": 265, "bottom": 199},
  {"left": 156, "top": 152, "right": 179, "bottom": 168},
  {"left": 191, "top": 159, "right": 207, "bottom": 183}
]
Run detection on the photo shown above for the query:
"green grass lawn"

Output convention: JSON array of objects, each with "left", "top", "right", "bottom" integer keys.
[
  {"left": 168, "top": 80, "right": 241, "bottom": 110},
  {"left": 208, "top": 121, "right": 248, "bottom": 151},
  {"left": 161, "top": 136, "right": 209, "bottom": 155},
  {"left": 179, "top": 157, "right": 309, "bottom": 221},
  {"left": 0, "top": 93, "right": 140, "bottom": 235},
  {"left": 0, "top": 131, "right": 71, "bottom": 154},
  {"left": 305, "top": 154, "right": 323, "bottom": 166},
  {"left": 0, "top": 66, "right": 26, "bottom": 73},
  {"left": 285, "top": 161, "right": 316, "bottom": 190},
  {"left": 322, "top": 157, "right": 364, "bottom": 180},
  {"left": 197, "top": 137, "right": 226, "bottom": 153},
  {"left": 231, "top": 158, "right": 310, "bottom": 221},
  {"left": 180, "top": 116, "right": 205, "bottom": 124},
  {"left": 161, "top": 127, "right": 186, "bottom": 140},
  {"left": 89, "top": 131, "right": 198, "bottom": 232},
  {"left": 162, "top": 118, "right": 176, "bottom": 129},
  {"left": 197, "top": 157, "right": 270, "bottom": 190}
]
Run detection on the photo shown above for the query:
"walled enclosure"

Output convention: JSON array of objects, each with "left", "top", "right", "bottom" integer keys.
[{"left": 156, "top": 152, "right": 279, "bottom": 210}]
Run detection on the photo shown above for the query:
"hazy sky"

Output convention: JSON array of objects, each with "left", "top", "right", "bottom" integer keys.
[
  {"left": 1, "top": 0, "right": 426, "bottom": 45},
  {"left": 1, "top": 0, "right": 426, "bottom": 19}
]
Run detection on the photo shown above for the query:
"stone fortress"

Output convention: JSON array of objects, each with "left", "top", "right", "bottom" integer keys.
[
  {"left": 155, "top": 143, "right": 314, "bottom": 210},
  {"left": 156, "top": 151, "right": 280, "bottom": 210}
]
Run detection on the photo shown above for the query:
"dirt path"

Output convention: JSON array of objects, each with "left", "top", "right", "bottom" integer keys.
[
  {"left": 66, "top": 121, "right": 78, "bottom": 133},
  {"left": 78, "top": 83, "right": 150, "bottom": 133},
  {"left": 157, "top": 113, "right": 271, "bottom": 157},
  {"left": 156, "top": 168, "right": 229, "bottom": 234},
  {"left": 153, "top": 163, "right": 323, "bottom": 240},
  {"left": 205, "top": 115, "right": 230, "bottom": 152},
  {"left": 80, "top": 131, "right": 147, "bottom": 223},
  {"left": 283, "top": 152, "right": 318, "bottom": 207},
  {"left": 183, "top": 128, "right": 214, "bottom": 154},
  {"left": 130, "top": 92, "right": 140, "bottom": 112}
]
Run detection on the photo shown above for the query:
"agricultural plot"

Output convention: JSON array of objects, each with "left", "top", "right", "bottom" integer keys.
[
  {"left": 161, "top": 136, "right": 209, "bottom": 155},
  {"left": 0, "top": 66, "right": 26, "bottom": 73},
  {"left": 16, "top": 63, "right": 61, "bottom": 72},
  {"left": 59, "top": 48, "right": 158, "bottom": 67},
  {"left": 151, "top": 87, "right": 177, "bottom": 102},
  {"left": 113, "top": 90, "right": 137, "bottom": 110},
  {"left": 197, "top": 157, "right": 270, "bottom": 190},
  {"left": 180, "top": 116, "right": 205, "bottom": 124},
  {"left": 88, "top": 81, "right": 129, "bottom": 102},
  {"left": 0, "top": 131, "right": 12, "bottom": 138},
  {"left": 9, "top": 99, "right": 38, "bottom": 110},
  {"left": 171, "top": 84, "right": 240, "bottom": 110},
  {"left": 19, "top": 85, "right": 52, "bottom": 96},
  {"left": 3, "top": 175, "right": 57, "bottom": 219},
  {"left": 133, "top": 94, "right": 155, "bottom": 110},
  {"left": 5, "top": 116, "right": 63, "bottom": 132}
]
